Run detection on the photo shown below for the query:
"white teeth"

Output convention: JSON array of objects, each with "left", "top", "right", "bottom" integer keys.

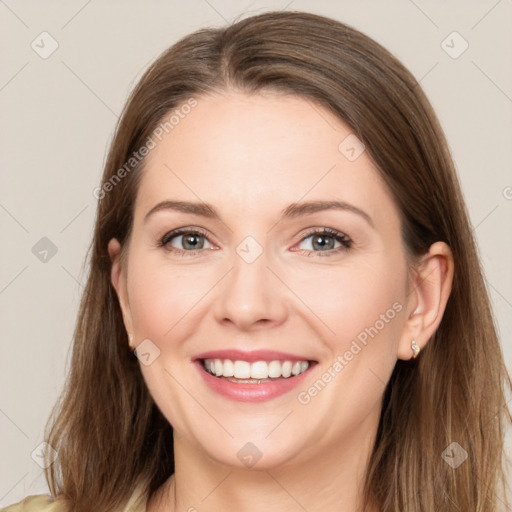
[
  {"left": 268, "top": 360, "right": 282, "bottom": 378},
  {"left": 281, "top": 361, "right": 292, "bottom": 378},
  {"left": 292, "top": 361, "right": 302, "bottom": 375},
  {"left": 250, "top": 361, "right": 268, "bottom": 379},
  {"left": 214, "top": 359, "right": 223, "bottom": 377},
  {"left": 234, "top": 360, "right": 251, "bottom": 379},
  {"left": 223, "top": 359, "right": 234, "bottom": 377},
  {"left": 203, "top": 358, "right": 311, "bottom": 379}
]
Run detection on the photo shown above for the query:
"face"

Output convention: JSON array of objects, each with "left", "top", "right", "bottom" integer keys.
[{"left": 110, "top": 90, "right": 416, "bottom": 470}]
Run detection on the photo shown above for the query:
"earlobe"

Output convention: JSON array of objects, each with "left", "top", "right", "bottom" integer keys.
[{"left": 397, "top": 241, "right": 454, "bottom": 360}]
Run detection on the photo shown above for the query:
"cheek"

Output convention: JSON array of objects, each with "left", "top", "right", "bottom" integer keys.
[
  {"left": 126, "top": 252, "right": 223, "bottom": 349},
  {"left": 127, "top": 257, "right": 193, "bottom": 341},
  {"left": 126, "top": 256, "right": 210, "bottom": 432},
  {"left": 128, "top": 272, "right": 177, "bottom": 340},
  {"left": 293, "top": 257, "right": 406, "bottom": 355}
]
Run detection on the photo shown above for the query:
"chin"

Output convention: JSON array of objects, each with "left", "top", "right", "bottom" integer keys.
[{"left": 202, "top": 437, "right": 306, "bottom": 472}]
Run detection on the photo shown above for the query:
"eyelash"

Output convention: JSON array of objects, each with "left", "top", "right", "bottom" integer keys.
[{"left": 158, "top": 227, "right": 352, "bottom": 258}]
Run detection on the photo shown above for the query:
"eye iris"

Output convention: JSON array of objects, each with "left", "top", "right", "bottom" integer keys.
[
  {"left": 182, "top": 233, "right": 204, "bottom": 250},
  {"left": 312, "top": 234, "right": 334, "bottom": 251}
]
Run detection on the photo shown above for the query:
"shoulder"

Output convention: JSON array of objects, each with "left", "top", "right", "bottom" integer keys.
[
  {"left": 1, "top": 490, "right": 146, "bottom": 512},
  {"left": 1, "top": 495, "right": 67, "bottom": 512}
]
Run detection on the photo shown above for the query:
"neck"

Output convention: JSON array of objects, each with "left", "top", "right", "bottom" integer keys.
[{"left": 148, "top": 407, "right": 381, "bottom": 512}]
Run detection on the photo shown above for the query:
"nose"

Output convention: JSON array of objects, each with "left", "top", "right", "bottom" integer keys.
[{"left": 213, "top": 245, "right": 289, "bottom": 332}]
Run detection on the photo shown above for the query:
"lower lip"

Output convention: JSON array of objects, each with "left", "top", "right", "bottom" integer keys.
[{"left": 194, "top": 360, "right": 315, "bottom": 402}]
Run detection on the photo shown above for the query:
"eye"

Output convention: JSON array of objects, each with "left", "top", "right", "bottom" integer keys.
[
  {"left": 157, "top": 227, "right": 352, "bottom": 258},
  {"left": 293, "top": 228, "right": 352, "bottom": 257},
  {"left": 159, "top": 228, "right": 215, "bottom": 255}
]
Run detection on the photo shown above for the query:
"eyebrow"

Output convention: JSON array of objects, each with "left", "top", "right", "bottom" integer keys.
[{"left": 144, "top": 199, "right": 374, "bottom": 228}]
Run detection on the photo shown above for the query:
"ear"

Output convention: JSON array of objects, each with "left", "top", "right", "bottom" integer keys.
[
  {"left": 397, "top": 241, "right": 454, "bottom": 360},
  {"left": 108, "top": 238, "right": 135, "bottom": 348}
]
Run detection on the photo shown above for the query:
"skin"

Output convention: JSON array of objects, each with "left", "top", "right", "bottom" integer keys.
[{"left": 109, "top": 90, "right": 454, "bottom": 512}]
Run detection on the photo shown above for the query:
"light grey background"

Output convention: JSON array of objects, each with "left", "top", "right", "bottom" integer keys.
[{"left": 1, "top": 0, "right": 511, "bottom": 506}]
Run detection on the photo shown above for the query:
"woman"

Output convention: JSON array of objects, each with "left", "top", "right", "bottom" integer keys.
[{"left": 5, "top": 10, "right": 510, "bottom": 512}]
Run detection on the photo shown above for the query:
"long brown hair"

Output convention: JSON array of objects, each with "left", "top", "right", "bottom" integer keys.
[{"left": 45, "top": 11, "right": 511, "bottom": 511}]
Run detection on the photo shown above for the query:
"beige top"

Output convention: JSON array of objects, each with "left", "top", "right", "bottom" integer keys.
[{"left": 1, "top": 490, "right": 147, "bottom": 512}]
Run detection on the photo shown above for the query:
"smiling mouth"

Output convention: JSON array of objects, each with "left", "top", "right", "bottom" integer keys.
[{"left": 199, "top": 358, "right": 318, "bottom": 384}]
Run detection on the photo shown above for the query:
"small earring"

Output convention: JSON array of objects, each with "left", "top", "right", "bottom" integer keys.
[
  {"left": 411, "top": 339, "right": 420, "bottom": 359},
  {"left": 128, "top": 333, "right": 134, "bottom": 346}
]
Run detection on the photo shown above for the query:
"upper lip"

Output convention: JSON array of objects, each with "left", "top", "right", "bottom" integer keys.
[{"left": 193, "top": 349, "right": 317, "bottom": 363}]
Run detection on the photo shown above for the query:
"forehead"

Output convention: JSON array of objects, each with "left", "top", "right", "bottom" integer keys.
[{"left": 135, "top": 91, "right": 397, "bottom": 225}]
